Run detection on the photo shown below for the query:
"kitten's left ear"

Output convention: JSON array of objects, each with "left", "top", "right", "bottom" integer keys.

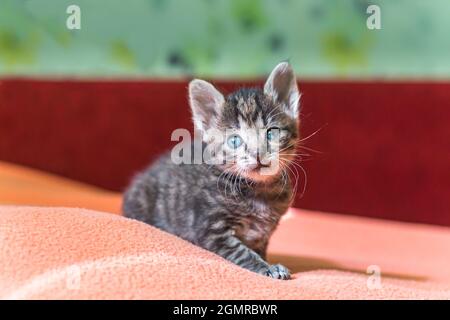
[{"left": 264, "top": 62, "right": 300, "bottom": 118}]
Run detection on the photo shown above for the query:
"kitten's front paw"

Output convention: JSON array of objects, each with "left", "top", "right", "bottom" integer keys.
[{"left": 265, "top": 264, "right": 290, "bottom": 280}]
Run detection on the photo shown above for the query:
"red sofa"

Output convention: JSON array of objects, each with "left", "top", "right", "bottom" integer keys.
[{"left": 0, "top": 79, "right": 449, "bottom": 226}]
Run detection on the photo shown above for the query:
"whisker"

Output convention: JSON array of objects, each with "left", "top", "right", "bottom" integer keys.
[
  {"left": 286, "top": 160, "right": 307, "bottom": 198},
  {"left": 284, "top": 161, "right": 300, "bottom": 202},
  {"left": 296, "top": 144, "right": 323, "bottom": 154},
  {"left": 298, "top": 125, "right": 326, "bottom": 143}
]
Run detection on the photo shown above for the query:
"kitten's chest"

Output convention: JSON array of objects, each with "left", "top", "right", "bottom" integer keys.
[{"left": 232, "top": 200, "right": 280, "bottom": 247}]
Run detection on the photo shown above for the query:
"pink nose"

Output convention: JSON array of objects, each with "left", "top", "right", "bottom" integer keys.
[{"left": 249, "top": 152, "right": 270, "bottom": 168}]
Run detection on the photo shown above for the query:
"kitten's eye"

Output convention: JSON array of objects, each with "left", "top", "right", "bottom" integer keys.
[
  {"left": 267, "top": 127, "right": 280, "bottom": 141},
  {"left": 227, "top": 134, "right": 243, "bottom": 149}
]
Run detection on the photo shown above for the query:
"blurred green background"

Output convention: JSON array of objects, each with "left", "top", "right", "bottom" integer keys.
[{"left": 1, "top": 0, "right": 449, "bottom": 79}]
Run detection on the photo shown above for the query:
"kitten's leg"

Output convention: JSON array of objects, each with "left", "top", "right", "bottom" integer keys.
[
  {"left": 200, "top": 232, "right": 290, "bottom": 280},
  {"left": 254, "top": 240, "right": 268, "bottom": 260},
  {"left": 252, "top": 242, "right": 290, "bottom": 279}
]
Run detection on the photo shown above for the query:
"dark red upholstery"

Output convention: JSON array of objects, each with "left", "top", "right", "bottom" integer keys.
[{"left": 0, "top": 79, "right": 449, "bottom": 226}]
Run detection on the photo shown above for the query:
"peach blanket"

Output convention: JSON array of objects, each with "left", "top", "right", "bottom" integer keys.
[{"left": 1, "top": 162, "right": 450, "bottom": 299}]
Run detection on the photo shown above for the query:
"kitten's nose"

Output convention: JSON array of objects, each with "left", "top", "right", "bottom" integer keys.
[
  {"left": 257, "top": 159, "right": 271, "bottom": 168},
  {"left": 250, "top": 153, "right": 270, "bottom": 170}
]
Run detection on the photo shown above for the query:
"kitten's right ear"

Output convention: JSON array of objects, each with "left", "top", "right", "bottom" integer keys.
[{"left": 189, "top": 79, "right": 225, "bottom": 133}]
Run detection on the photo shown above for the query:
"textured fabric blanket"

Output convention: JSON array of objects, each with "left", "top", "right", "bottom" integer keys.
[{"left": 1, "top": 206, "right": 450, "bottom": 299}]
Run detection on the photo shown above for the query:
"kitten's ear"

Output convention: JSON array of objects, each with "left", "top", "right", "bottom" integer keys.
[
  {"left": 264, "top": 62, "right": 300, "bottom": 118},
  {"left": 189, "top": 79, "right": 225, "bottom": 133}
]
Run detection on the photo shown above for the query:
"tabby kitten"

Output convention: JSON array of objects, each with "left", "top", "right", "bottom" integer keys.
[{"left": 123, "top": 62, "right": 301, "bottom": 280}]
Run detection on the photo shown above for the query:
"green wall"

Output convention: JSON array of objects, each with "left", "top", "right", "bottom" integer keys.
[{"left": 1, "top": 0, "right": 449, "bottom": 79}]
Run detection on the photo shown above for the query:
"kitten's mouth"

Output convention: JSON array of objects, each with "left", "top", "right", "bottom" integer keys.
[
  {"left": 242, "top": 163, "right": 280, "bottom": 182},
  {"left": 251, "top": 163, "right": 270, "bottom": 171}
]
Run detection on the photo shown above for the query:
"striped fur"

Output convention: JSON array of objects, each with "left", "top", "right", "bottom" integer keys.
[{"left": 123, "top": 63, "right": 300, "bottom": 280}]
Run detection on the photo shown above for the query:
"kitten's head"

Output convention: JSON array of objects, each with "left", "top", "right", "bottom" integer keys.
[{"left": 189, "top": 62, "right": 300, "bottom": 182}]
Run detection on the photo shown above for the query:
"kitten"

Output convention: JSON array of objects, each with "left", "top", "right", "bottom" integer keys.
[{"left": 123, "top": 62, "right": 301, "bottom": 280}]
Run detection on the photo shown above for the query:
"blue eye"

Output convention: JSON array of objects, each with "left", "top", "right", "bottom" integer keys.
[
  {"left": 267, "top": 127, "right": 280, "bottom": 141},
  {"left": 227, "top": 134, "right": 243, "bottom": 149}
]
